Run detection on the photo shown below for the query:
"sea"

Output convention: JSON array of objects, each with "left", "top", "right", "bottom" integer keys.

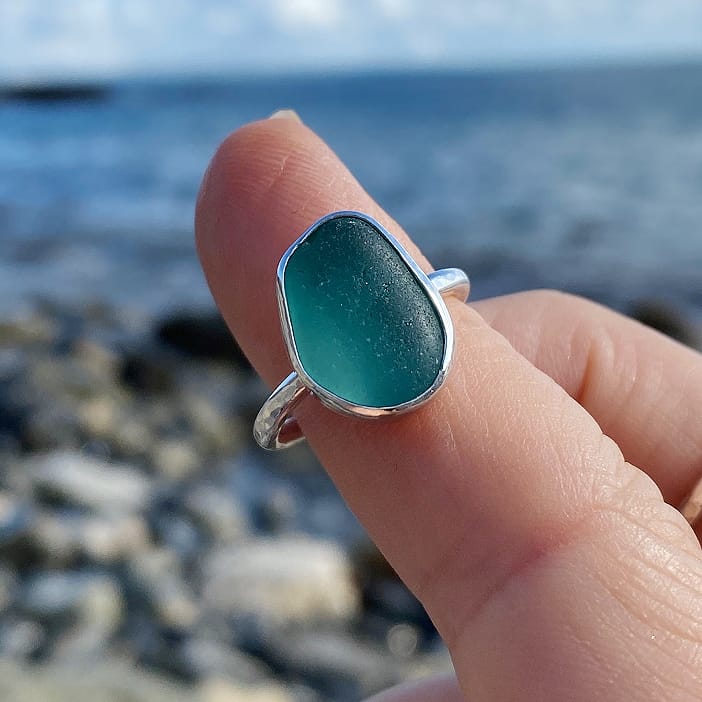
[{"left": 1, "top": 62, "right": 701, "bottom": 323}]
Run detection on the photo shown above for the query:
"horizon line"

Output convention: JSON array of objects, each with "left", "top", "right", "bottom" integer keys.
[{"left": 3, "top": 50, "right": 702, "bottom": 88}]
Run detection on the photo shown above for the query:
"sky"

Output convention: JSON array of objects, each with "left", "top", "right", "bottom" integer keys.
[{"left": 2, "top": 0, "right": 702, "bottom": 83}]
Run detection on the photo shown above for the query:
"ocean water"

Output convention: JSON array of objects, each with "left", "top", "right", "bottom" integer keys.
[{"left": 1, "top": 63, "right": 701, "bottom": 321}]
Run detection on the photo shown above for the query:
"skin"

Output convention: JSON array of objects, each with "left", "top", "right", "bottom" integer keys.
[{"left": 195, "top": 111, "right": 702, "bottom": 701}]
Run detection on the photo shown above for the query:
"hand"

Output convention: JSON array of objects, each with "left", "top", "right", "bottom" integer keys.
[{"left": 195, "top": 111, "right": 702, "bottom": 701}]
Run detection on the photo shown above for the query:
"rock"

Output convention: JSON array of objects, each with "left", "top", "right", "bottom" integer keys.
[
  {"left": 0, "top": 492, "right": 35, "bottom": 560},
  {"left": 150, "top": 512, "right": 202, "bottom": 561},
  {"left": 27, "top": 451, "right": 151, "bottom": 514},
  {"left": 20, "top": 402, "right": 83, "bottom": 452},
  {"left": 76, "top": 395, "right": 121, "bottom": 438},
  {"left": 29, "top": 356, "right": 107, "bottom": 400},
  {"left": 401, "top": 645, "right": 454, "bottom": 682},
  {"left": 111, "top": 415, "right": 154, "bottom": 457},
  {"left": 0, "top": 618, "right": 45, "bottom": 659},
  {"left": 0, "top": 659, "right": 194, "bottom": 702},
  {"left": 120, "top": 350, "right": 175, "bottom": 394},
  {"left": 198, "top": 678, "right": 293, "bottom": 702},
  {"left": 386, "top": 622, "right": 420, "bottom": 659},
  {"left": 0, "top": 565, "right": 17, "bottom": 611},
  {"left": 182, "top": 393, "right": 241, "bottom": 454},
  {"left": 631, "top": 299, "right": 700, "bottom": 348},
  {"left": 262, "top": 629, "right": 401, "bottom": 700},
  {"left": 29, "top": 512, "right": 150, "bottom": 565},
  {"left": 20, "top": 571, "right": 123, "bottom": 635},
  {"left": 203, "top": 537, "right": 359, "bottom": 625},
  {"left": 255, "top": 486, "right": 298, "bottom": 534},
  {"left": 184, "top": 484, "right": 247, "bottom": 543},
  {"left": 156, "top": 311, "right": 250, "bottom": 369},
  {"left": 0, "top": 310, "right": 58, "bottom": 347},
  {"left": 71, "top": 337, "right": 119, "bottom": 380},
  {"left": 353, "top": 539, "right": 433, "bottom": 632},
  {"left": 126, "top": 547, "right": 199, "bottom": 630},
  {"left": 152, "top": 438, "right": 201, "bottom": 480},
  {"left": 178, "top": 637, "right": 271, "bottom": 684}
]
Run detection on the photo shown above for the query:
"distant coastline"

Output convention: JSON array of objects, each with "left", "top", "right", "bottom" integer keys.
[
  {"left": 2, "top": 53, "right": 702, "bottom": 95},
  {"left": 0, "top": 83, "right": 109, "bottom": 103}
]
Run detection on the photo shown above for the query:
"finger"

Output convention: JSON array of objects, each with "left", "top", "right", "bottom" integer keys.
[
  {"left": 364, "top": 673, "right": 464, "bottom": 702},
  {"left": 196, "top": 117, "right": 702, "bottom": 700},
  {"left": 471, "top": 291, "right": 702, "bottom": 507}
]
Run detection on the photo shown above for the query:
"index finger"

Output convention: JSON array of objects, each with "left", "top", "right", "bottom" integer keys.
[{"left": 196, "top": 115, "right": 702, "bottom": 700}]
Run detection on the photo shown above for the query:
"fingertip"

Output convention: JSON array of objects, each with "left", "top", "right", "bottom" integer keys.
[{"left": 195, "top": 115, "right": 316, "bottom": 251}]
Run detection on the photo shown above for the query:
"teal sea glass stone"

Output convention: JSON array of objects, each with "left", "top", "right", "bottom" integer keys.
[{"left": 280, "top": 214, "right": 446, "bottom": 409}]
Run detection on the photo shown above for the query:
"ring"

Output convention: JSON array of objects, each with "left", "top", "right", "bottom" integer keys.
[
  {"left": 253, "top": 211, "right": 470, "bottom": 450},
  {"left": 679, "top": 476, "right": 702, "bottom": 529}
]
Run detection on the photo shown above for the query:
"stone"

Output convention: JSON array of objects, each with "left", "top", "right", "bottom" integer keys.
[
  {"left": 0, "top": 565, "right": 17, "bottom": 612},
  {"left": 0, "top": 618, "right": 45, "bottom": 659},
  {"left": 71, "top": 337, "right": 120, "bottom": 380},
  {"left": 27, "top": 451, "right": 151, "bottom": 514},
  {"left": 125, "top": 547, "right": 199, "bottom": 630},
  {"left": 30, "top": 512, "right": 149, "bottom": 565},
  {"left": 281, "top": 214, "right": 445, "bottom": 407},
  {"left": 352, "top": 539, "right": 433, "bottom": 630},
  {"left": 263, "top": 629, "right": 401, "bottom": 699},
  {"left": 156, "top": 311, "right": 251, "bottom": 368},
  {"left": 0, "top": 492, "right": 34, "bottom": 556},
  {"left": 178, "top": 637, "right": 271, "bottom": 684},
  {"left": 0, "top": 310, "right": 58, "bottom": 347},
  {"left": 0, "top": 660, "right": 195, "bottom": 702},
  {"left": 120, "top": 350, "right": 175, "bottom": 394},
  {"left": 631, "top": 299, "right": 700, "bottom": 348},
  {"left": 183, "top": 393, "right": 241, "bottom": 453},
  {"left": 198, "top": 678, "right": 293, "bottom": 702},
  {"left": 20, "top": 571, "right": 123, "bottom": 633},
  {"left": 203, "top": 537, "right": 359, "bottom": 625},
  {"left": 152, "top": 438, "right": 201, "bottom": 480},
  {"left": 184, "top": 483, "right": 247, "bottom": 543}
]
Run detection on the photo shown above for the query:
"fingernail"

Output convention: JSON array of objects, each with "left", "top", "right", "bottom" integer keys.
[{"left": 268, "top": 109, "right": 303, "bottom": 123}]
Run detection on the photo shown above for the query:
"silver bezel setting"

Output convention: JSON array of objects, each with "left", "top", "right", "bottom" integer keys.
[{"left": 276, "top": 210, "right": 455, "bottom": 419}]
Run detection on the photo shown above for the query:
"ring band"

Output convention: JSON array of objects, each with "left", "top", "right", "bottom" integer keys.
[
  {"left": 679, "top": 477, "right": 702, "bottom": 529},
  {"left": 253, "top": 211, "right": 470, "bottom": 450}
]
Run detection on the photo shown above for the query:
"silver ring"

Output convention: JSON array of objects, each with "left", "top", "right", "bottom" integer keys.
[{"left": 254, "top": 211, "right": 470, "bottom": 450}]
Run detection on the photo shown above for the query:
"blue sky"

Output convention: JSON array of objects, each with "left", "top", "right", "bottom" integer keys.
[{"left": 2, "top": 0, "right": 702, "bottom": 82}]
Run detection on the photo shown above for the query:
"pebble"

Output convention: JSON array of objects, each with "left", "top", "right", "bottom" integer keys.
[
  {"left": 156, "top": 311, "right": 250, "bottom": 368},
  {"left": 0, "top": 565, "right": 16, "bottom": 612},
  {"left": 178, "top": 637, "right": 272, "bottom": 684},
  {"left": 262, "top": 628, "right": 402, "bottom": 700},
  {"left": 203, "top": 537, "right": 359, "bottom": 625},
  {"left": 0, "top": 618, "right": 45, "bottom": 659},
  {"left": 20, "top": 571, "right": 123, "bottom": 634},
  {"left": 631, "top": 299, "right": 701, "bottom": 348},
  {"left": 184, "top": 483, "right": 248, "bottom": 543},
  {"left": 27, "top": 451, "right": 151, "bottom": 514},
  {"left": 126, "top": 547, "right": 199, "bottom": 630},
  {"left": 0, "top": 659, "right": 193, "bottom": 702},
  {"left": 0, "top": 311, "right": 58, "bottom": 347},
  {"left": 29, "top": 512, "right": 150, "bottom": 565},
  {"left": 0, "top": 493, "right": 34, "bottom": 555},
  {"left": 152, "top": 438, "right": 201, "bottom": 480},
  {"left": 198, "top": 678, "right": 293, "bottom": 702}
]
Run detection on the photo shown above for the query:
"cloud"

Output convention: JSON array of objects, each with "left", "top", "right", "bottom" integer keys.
[
  {"left": 1, "top": 0, "right": 701, "bottom": 82},
  {"left": 272, "top": 0, "right": 346, "bottom": 32}
]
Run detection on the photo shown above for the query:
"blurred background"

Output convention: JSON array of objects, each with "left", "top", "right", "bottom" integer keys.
[{"left": 0, "top": 1, "right": 701, "bottom": 700}]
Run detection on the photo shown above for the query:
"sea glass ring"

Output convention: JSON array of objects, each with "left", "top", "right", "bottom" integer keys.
[{"left": 253, "top": 211, "right": 470, "bottom": 450}]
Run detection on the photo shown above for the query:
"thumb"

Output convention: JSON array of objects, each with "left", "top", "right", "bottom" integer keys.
[{"left": 196, "top": 116, "right": 702, "bottom": 701}]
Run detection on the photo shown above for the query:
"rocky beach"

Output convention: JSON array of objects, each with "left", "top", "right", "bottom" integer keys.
[{"left": 0, "top": 301, "right": 454, "bottom": 701}]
